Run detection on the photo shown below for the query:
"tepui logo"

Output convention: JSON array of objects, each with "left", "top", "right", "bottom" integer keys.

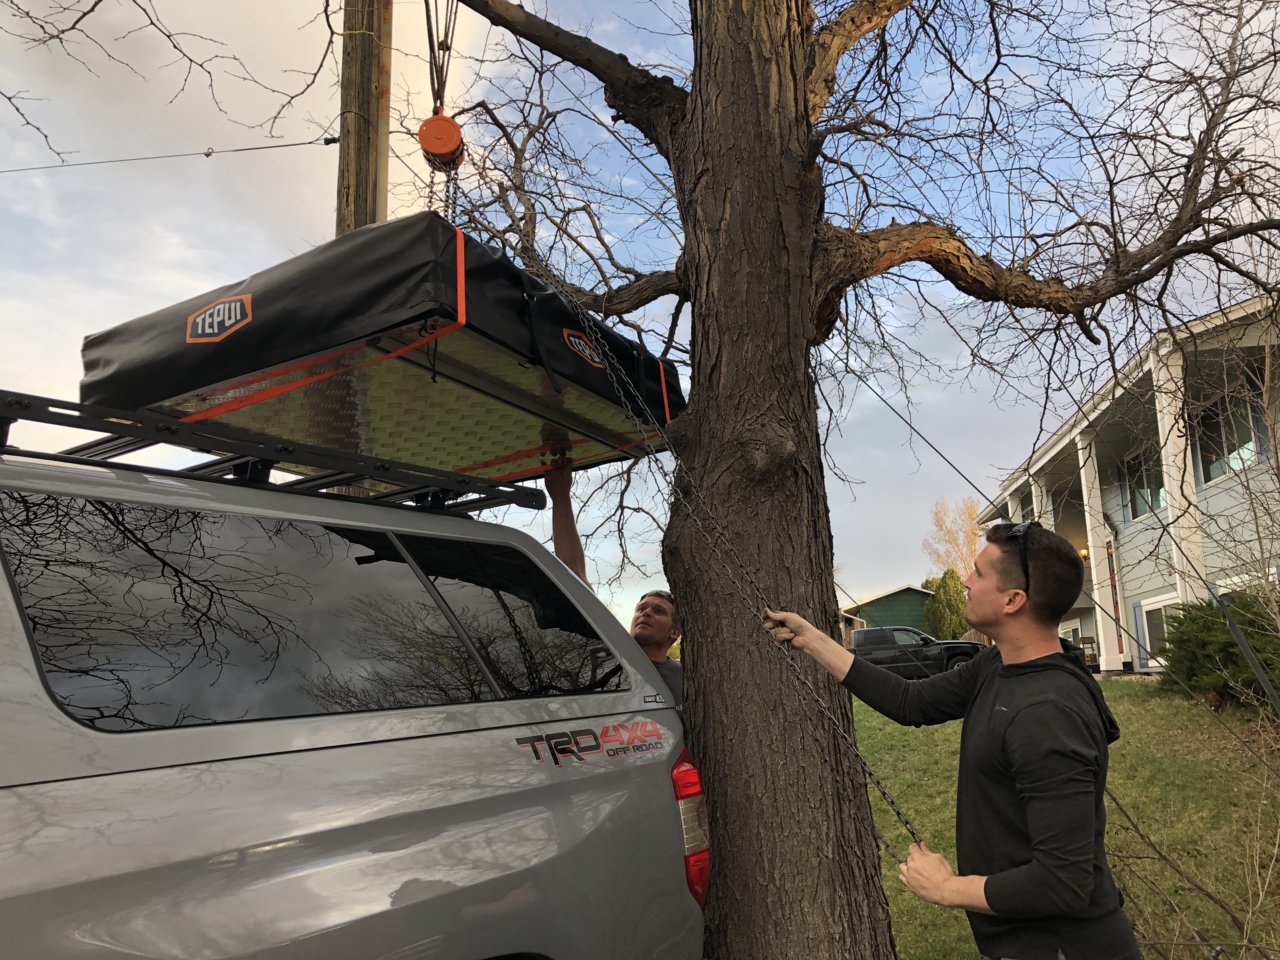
[
  {"left": 187, "top": 294, "right": 253, "bottom": 343},
  {"left": 563, "top": 328, "right": 605, "bottom": 368}
]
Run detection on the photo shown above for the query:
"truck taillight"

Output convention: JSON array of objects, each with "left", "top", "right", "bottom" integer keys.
[{"left": 672, "top": 749, "right": 710, "bottom": 907}]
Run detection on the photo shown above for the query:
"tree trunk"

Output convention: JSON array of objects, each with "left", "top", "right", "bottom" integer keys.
[{"left": 665, "top": 2, "right": 897, "bottom": 958}]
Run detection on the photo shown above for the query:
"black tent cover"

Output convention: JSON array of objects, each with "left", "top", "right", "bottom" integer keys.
[{"left": 80, "top": 212, "right": 685, "bottom": 483}]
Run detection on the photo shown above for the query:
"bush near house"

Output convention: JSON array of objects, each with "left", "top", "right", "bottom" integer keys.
[
  {"left": 1161, "top": 594, "right": 1280, "bottom": 706},
  {"left": 921, "top": 568, "right": 968, "bottom": 641}
]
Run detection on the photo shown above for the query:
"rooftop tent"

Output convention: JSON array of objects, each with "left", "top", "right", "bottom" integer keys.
[{"left": 80, "top": 212, "right": 684, "bottom": 489}]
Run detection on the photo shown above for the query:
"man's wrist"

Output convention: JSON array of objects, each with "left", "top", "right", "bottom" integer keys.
[
  {"left": 941, "top": 876, "right": 961, "bottom": 909},
  {"left": 939, "top": 874, "right": 992, "bottom": 914},
  {"left": 806, "top": 633, "right": 854, "bottom": 681}
]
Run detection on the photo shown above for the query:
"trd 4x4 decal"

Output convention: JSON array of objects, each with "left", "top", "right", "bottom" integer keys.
[{"left": 516, "top": 720, "right": 666, "bottom": 766}]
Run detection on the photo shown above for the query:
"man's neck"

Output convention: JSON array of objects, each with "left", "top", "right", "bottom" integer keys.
[
  {"left": 635, "top": 641, "right": 670, "bottom": 664},
  {"left": 991, "top": 623, "right": 1063, "bottom": 664}
]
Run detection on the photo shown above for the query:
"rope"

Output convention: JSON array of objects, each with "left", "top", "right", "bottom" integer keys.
[
  {"left": 996, "top": 309, "right": 1280, "bottom": 751},
  {"left": 840, "top": 367, "right": 1280, "bottom": 773},
  {"left": 553, "top": 278, "right": 1279, "bottom": 948},
  {"left": 424, "top": 0, "right": 461, "bottom": 114},
  {"left": 427, "top": 167, "right": 461, "bottom": 221}
]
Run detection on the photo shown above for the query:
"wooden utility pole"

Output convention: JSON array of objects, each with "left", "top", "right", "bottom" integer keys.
[{"left": 335, "top": 0, "right": 393, "bottom": 237}]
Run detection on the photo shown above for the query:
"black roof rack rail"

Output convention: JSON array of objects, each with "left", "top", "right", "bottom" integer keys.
[{"left": 0, "top": 390, "right": 544, "bottom": 514}]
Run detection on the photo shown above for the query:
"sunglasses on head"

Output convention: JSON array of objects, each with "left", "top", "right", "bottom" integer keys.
[
  {"left": 642, "top": 589, "right": 675, "bottom": 604},
  {"left": 1007, "top": 521, "right": 1042, "bottom": 598}
]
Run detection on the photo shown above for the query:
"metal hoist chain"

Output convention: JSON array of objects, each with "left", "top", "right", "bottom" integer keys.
[
  {"left": 428, "top": 169, "right": 461, "bottom": 221},
  {"left": 446, "top": 173, "right": 460, "bottom": 221},
  {"left": 516, "top": 246, "right": 924, "bottom": 857}
]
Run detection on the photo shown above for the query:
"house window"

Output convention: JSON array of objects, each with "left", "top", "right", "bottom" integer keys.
[
  {"left": 1143, "top": 605, "right": 1170, "bottom": 659},
  {"left": 1194, "top": 362, "right": 1267, "bottom": 485},
  {"left": 1195, "top": 397, "right": 1258, "bottom": 483},
  {"left": 1121, "top": 453, "right": 1165, "bottom": 520},
  {"left": 1135, "top": 592, "right": 1180, "bottom": 669},
  {"left": 1060, "top": 618, "right": 1098, "bottom": 667}
]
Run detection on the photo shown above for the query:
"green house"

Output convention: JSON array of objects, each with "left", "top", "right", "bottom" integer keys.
[{"left": 840, "top": 585, "right": 934, "bottom": 638}]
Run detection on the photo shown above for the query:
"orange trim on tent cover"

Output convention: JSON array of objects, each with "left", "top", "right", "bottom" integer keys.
[
  {"left": 180, "top": 226, "right": 469, "bottom": 425},
  {"left": 658, "top": 363, "right": 672, "bottom": 425},
  {"left": 479, "top": 432, "right": 661, "bottom": 484}
]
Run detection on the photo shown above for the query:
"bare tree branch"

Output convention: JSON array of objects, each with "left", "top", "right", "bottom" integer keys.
[
  {"left": 1, "top": 87, "right": 68, "bottom": 159},
  {"left": 807, "top": 0, "right": 912, "bottom": 123},
  {"left": 2, "top": 2, "right": 339, "bottom": 138},
  {"left": 563, "top": 268, "right": 683, "bottom": 318},
  {"left": 456, "top": 0, "right": 686, "bottom": 157}
]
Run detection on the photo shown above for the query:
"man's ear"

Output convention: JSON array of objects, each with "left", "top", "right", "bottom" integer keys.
[{"left": 1004, "top": 591, "right": 1028, "bottom": 615}]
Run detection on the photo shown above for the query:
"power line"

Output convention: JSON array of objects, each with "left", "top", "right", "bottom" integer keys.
[
  {"left": 0, "top": 136, "right": 339, "bottom": 176},
  {"left": 848, "top": 369, "right": 1003, "bottom": 516}
]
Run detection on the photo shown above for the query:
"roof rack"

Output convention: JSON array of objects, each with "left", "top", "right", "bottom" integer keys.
[{"left": 0, "top": 390, "right": 544, "bottom": 514}]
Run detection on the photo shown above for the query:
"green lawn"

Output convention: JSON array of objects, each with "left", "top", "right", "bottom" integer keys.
[{"left": 853, "top": 679, "right": 1280, "bottom": 960}]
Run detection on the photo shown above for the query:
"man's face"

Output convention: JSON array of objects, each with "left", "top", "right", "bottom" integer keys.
[
  {"left": 962, "top": 543, "right": 1016, "bottom": 635},
  {"left": 630, "top": 594, "right": 680, "bottom": 659}
]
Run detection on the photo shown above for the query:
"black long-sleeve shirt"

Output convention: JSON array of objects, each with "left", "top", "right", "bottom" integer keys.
[{"left": 842, "top": 644, "right": 1141, "bottom": 960}]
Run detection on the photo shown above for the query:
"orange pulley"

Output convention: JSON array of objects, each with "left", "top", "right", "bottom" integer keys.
[{"left": 418, "top": 109, "right": 465, "bottom": 173}]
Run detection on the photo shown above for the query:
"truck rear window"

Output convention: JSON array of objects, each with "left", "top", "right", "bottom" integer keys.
[{"left": 0, "top": 491, "right": 625, "bottom": 731}]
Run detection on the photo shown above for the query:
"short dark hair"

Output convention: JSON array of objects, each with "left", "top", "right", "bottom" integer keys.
[
  {"left": 639, "top": 589, "right": 680, "bottom": 629},
  {"left": 985, "top": 523, "right": 1083, "bottom": 627}
]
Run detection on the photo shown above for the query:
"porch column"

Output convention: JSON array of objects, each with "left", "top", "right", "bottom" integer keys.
[
  {"left": 1148, "top": 341, "right": 1207, "bottom": 603},
  {"left": 1076, "top": 432, "right": 1126, "bottom": 671},
  {"left": 1030, "top": 475, "right": 1055, "bottom": 528},
  {"left": 1005, "top": 494, "right": 1023, "bottom": 523}
]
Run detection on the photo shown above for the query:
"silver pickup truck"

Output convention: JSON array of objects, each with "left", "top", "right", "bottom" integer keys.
[{"left": 0, "top": 395, "right": 706, "bottom": 960}]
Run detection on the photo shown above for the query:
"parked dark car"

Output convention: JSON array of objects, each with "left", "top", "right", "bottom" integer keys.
[{"left": 848, "top": 626, "right": 984, "bottom": 679}]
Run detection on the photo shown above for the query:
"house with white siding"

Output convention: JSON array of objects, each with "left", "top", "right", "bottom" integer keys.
[{"left": 977, "top": 297, "right": 1279, "bottom": 672}]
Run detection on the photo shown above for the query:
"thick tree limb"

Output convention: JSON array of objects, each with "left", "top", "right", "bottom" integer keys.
[
  {"left": 557, "top": 269, "right": 684, "bottom": 320},
  {"left": 813, "top": 221, "right": 1091, "bottom": 342},
  {"left": 813, "top": 219, "right": 1280, "bottom": 344},
  {"left": 457, "top": 0, "right": 686, "bottom": 157},
  {"left": 808, "top": 0, "right": 913, "bottom": 123}
]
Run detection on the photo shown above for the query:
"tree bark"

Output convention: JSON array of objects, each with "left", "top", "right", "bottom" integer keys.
[{"left": 664, "top": 2, "right": 896, "bottom": 957}]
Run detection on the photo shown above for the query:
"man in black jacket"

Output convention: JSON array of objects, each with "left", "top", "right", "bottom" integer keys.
[{"left": 763, "top": 522, "right": 1140, "bottom": 960}]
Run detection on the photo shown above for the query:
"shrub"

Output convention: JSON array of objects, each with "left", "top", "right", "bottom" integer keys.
[
  {"left": 923, "top": 568, "right": 969, "bottom": 641},
  {"left": 1160, "top": 593, "right": 1280, "bottom": 705}
]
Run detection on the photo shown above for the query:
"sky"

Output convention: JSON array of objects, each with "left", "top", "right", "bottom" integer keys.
[{"left": 0, "top": 2, "right": 1056, "bottom": 619}]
